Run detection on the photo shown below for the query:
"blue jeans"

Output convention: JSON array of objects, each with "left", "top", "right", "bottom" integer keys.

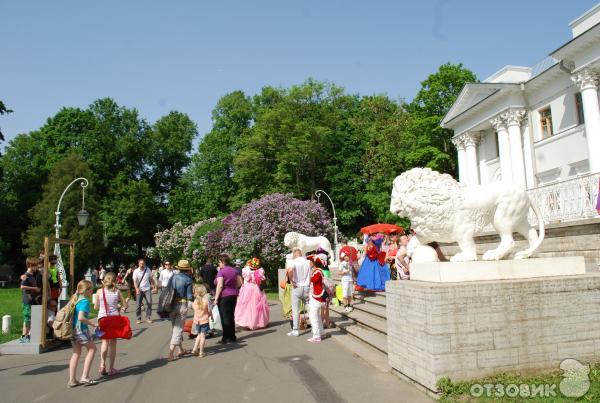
[{"left": 136, "top": 290, "right": 152, "bottom": 320}]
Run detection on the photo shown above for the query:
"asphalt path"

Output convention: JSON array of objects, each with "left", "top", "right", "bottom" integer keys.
[{"left": 0, "top": 300, "right": 431, "bottom": 403}]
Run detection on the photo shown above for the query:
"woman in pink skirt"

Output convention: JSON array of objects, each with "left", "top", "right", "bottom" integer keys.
[{"left": 234, "top": 257, "right": 270, "bottom": 330}]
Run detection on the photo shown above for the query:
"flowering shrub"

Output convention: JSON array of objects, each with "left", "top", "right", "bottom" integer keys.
[
  {"left": 156, "top": 194, "right": 333, "bottom": 279},
  {"left": 216, "top": 193, "right": 332, "bottom": 276},
  {"left": 186, "top": 217, "right": 222, "bottom": 266},
  {"left": 153, "top": 222, "right": 195, "bottom": 263}
]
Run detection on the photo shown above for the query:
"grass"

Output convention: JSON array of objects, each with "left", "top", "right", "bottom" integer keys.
[
  {"left": 0, "top": 287, "right": 23, "bottom": 343},
  {"left": 0, "top": 286, "right": 100, "bottom": 344},
  {"left": 438, "top": 363, "right": 600, "bottom": 402},
  {"left": 263, "top": 286, "right": 280, "bottom": 302}
]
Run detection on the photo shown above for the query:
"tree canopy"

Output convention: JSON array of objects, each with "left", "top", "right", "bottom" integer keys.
[{"left": 0, "top": 62, "right": 476, "bottom": 274}]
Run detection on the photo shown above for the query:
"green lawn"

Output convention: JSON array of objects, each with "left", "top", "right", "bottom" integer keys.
[
  {"left": 263, "top": 286, "right": 280, "bottom": 301},
  {"left": 0, "top": 286, "right": 99, "bottom": 344},
  {"left": 0, "top": 287, "right": 23, "bottom": 343}
]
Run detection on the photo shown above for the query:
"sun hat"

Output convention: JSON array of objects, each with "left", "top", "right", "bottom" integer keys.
[{"left": 176, "top": 259, "right": 192, "bottom": 270}]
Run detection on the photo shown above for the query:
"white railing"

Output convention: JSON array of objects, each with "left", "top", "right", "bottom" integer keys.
[{"left": 528, "top": 172, "right": 599, "bottom": 224}]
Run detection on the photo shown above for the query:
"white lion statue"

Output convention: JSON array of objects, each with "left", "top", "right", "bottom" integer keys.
[
  {"left": 390, "top": 168, "right": 545, "bottom": 262},
  {"left": 284, "top": 232, "right": 333, "bottom": 258}
]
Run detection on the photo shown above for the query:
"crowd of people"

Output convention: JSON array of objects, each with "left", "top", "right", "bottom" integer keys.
[
  {"left": 32, "top": 253, "right": 270, "bottom": 387},
  {"left": 16, "top": 229, "right": 429, "bottom": 387}
]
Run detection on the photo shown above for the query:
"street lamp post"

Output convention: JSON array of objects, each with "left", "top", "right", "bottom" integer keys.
[
  {"left": 54, "top": 177, "right": 89, "bottom": 301},
  {"left": 315, "top": 190, "right": 338, "bottom": 262}
]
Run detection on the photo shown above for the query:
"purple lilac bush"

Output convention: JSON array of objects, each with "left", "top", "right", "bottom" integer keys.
[
  {"left": 215, "top": 193, "right": 332, "bottom": 274},
  {"left": 155, "top": 193, "right": 333, "bottom": 277}
]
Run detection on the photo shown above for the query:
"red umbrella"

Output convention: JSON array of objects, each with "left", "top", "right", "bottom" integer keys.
[
  {"left": 360, "top": 223, "right": 404, "bottom": 235},
  {"left": 339, "top": 245, "right": 358, "bottom": 262}
]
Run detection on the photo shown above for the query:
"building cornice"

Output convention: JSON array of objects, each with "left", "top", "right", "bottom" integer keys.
[
  {"left": 549, "top": 21, "right": 600, "bottom": 61},
  {"left": 442, "top": 83, "right": 518, "bottom": 128}
]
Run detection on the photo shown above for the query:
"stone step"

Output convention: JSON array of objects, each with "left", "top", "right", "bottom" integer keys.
[
  {"left": 351, "top": 300, "right": 387, "bottom": 319},
  {"left": 353, "top": 292, "right": 387, "bottom": 308},
  {"left": 329, "top": 304, "right": 387, "bottom": 335},
  {"left": 330, "top": 313, "right": 389, "bottom": 355},
  {"left": 330, "top": 330, "right": 391, "bottom": 373}
]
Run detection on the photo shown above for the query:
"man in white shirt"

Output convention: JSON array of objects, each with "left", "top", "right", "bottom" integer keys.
[
  {"left": 286, "top": 247, "right": 311, "bottom": 337},
  {"left": 133, "top": 258, "right": 157, "bottom": 324},
  {"left": 158, "top": 261, "right": 175, "bottom": 288}
]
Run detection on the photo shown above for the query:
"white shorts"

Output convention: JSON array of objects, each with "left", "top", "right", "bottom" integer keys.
[{"left": 342, "top": 282, "right": 353, "bottom": 298}]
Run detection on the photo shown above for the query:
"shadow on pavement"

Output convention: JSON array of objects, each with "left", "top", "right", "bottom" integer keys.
[
  {"left": 22, "top": 364, "right": 68, "bottom": 375},
  {"left": 205, "top": 340, "right": 246, "bottom": 355},
  {"left": 237, "top": 328, "right": 276, "bottom": 341},
  {"left": 116, "top": 357, "right": 168, "bottom": 377}
]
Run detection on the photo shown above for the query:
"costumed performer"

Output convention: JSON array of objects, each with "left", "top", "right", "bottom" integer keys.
[
  {"left": 356, "top": 233, "right": 390, "bottom": 291},
  {"left": 234, "top": 257, "right": 270, "bottom": 330}
]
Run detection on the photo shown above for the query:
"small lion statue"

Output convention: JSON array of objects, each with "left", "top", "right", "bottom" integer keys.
[
  {"left": 284, "top": 232, "right": 333, "bottom": 258},
  {"left": 390, "top": 168, "right": 545, "bottom": 262}
]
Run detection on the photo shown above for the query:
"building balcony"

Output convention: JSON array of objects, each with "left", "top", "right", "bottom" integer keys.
[{"left": 527, "top": 171, "right": 599, "bottom": 225}]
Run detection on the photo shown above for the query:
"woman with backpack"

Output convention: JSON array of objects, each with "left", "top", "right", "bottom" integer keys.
[
  {"left": 95, "top": 272, "right": 128, "bottom": 376},
  {"left": 68, "top": 280, "right": 98, "bottom": 387}
]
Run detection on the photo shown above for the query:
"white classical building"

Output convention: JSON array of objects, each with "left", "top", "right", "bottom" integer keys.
[{"left": 442, "top": 4, "right": 600, "bottom": 224}]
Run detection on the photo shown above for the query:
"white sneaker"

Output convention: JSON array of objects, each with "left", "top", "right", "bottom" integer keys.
[
  {"left": 287, "top": 330, "right": 299, "bottom": 337},
  {"left": 348, "top": 307, "right": 354, "bottom": 312}
]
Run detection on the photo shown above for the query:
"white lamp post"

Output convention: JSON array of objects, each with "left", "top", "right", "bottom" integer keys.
[
  {"left": 315, "top": 189, "right": 338, "bottom": 262},
  {"left": 54, "top": 177, "right": 89, "bottom": 301}
]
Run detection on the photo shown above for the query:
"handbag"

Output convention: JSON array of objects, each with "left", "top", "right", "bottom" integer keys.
[
  {"left": 157, "top": 277, "right": 175, "bottom": 318},
  {"left": 99, "top": 288, "right": 132, "bottom": 340},
  {"left": 209, "top": 304, "right": 222, "bottom": 331}
]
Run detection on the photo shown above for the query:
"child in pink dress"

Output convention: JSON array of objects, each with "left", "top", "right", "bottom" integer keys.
[{"left": 234, "top": 257, "right": 270, "bottom": 330}]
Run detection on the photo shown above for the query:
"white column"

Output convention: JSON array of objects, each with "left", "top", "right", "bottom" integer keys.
[
  {"left": 452, "top": 135, "right": 468, "bottom": 183},
  {"left": 573, "top": 68, "right": 600, "bottom": 173},
  {"left": 490, "top": 116, "right": 512, "bottom": 183},
  {"left": 464, "top": 132, "right": 481, "bottom": 186},
  {"left": 503, "top": 109, "right": 527, "bottom": 188},
  {"left": 521, "top": 122, "right": 536, "bottom": 189}
]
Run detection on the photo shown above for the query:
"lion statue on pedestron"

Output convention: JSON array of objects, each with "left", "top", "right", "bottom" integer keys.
[
  {"left": 390, "top": 168, "right": 545, "bottom": 261},
  {"left": 284, "top": 232, "right": 333, "bottom": 258}
]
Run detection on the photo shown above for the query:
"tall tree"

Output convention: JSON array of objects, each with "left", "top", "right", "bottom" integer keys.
[
  {"left": 168, "top": 91, "right": 252, "bottom": 222},
  {"left": 23, "top": 154, "right": 103, "bottom": 270},
  {"left": 100, "top": 173, "right": 163, "bottom": 257},
  {"left": 147, "top": 111, "right": 197, "bottom": 199},
  {"left": 404, "top": 62, "right": 477, "bottom": 175}
]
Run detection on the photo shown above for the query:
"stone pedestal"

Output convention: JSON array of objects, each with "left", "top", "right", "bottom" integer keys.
[
  {"left": 411, "top": 256, "right": 586, "bottom": 282},
  {"left": 386, "top": 273, "right": 600, "bottom": 392},
  {"left": 0, "top": 305, "right": 43, "bottom": 355}
]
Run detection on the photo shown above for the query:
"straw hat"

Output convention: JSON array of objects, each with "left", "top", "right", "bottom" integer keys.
[{"left": 176, "top": 259, "right": 192, "bottom": 271}]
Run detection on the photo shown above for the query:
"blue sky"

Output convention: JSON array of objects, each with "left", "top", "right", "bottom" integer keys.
[{"left": 1, "top": 1, "right": 598, "bottom": 148}]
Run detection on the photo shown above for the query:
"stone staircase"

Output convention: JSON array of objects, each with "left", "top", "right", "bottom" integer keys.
[{"left": 328, "top": 270, "right": 390, "bottom": 371}]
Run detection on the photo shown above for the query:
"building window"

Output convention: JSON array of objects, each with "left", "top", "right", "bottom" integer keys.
[
  {"left": 575, "top": 93, "right": 585, "bottom": 125},
  {"left": 493, "top": 132, "right": 499, "bottom": 158},
  {"left": 539, "top": 107, "right": 553, "bottom": 139}
]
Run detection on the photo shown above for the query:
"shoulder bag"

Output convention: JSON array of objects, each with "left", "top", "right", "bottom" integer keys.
[{"left": 99, "top": 288, "right": 132, "bottom": 340}]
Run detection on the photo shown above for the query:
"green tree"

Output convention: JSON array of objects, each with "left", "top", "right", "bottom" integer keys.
[
  {"left": 0, "top": 99, "right": 12, "bottom": 142},
  {"left": 355, "top": 96, "right": 412, "bottom": 224},
  {"left": 0, "top": 133, "right": 50, "bottom": 267},
  {"left": 100, "top": 173, "right": 163, "bottom": 256},
  {"left": 23, "top": 155, "right": 103, "bottom": 270},
  {"left": 168, "top": 91, "right": 252, "bottom": 222},
  {"left": 147, "top": 111, "right": 197, "bottom": 199},
  {"left": 404, "top": 62, "right": 477, "bottom": 175}
]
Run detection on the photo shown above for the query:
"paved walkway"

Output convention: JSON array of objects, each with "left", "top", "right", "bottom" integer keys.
[{"left": 0, "top": 301, "right": 431, "bottom": 403}]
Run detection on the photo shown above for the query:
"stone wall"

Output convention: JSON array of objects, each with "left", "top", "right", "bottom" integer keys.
[
  {"left": 386, "top": 274, "right": 600, "bottom": 392},
  {"left": 438, "top": 218, "right": 600, "bottom": 270}
]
